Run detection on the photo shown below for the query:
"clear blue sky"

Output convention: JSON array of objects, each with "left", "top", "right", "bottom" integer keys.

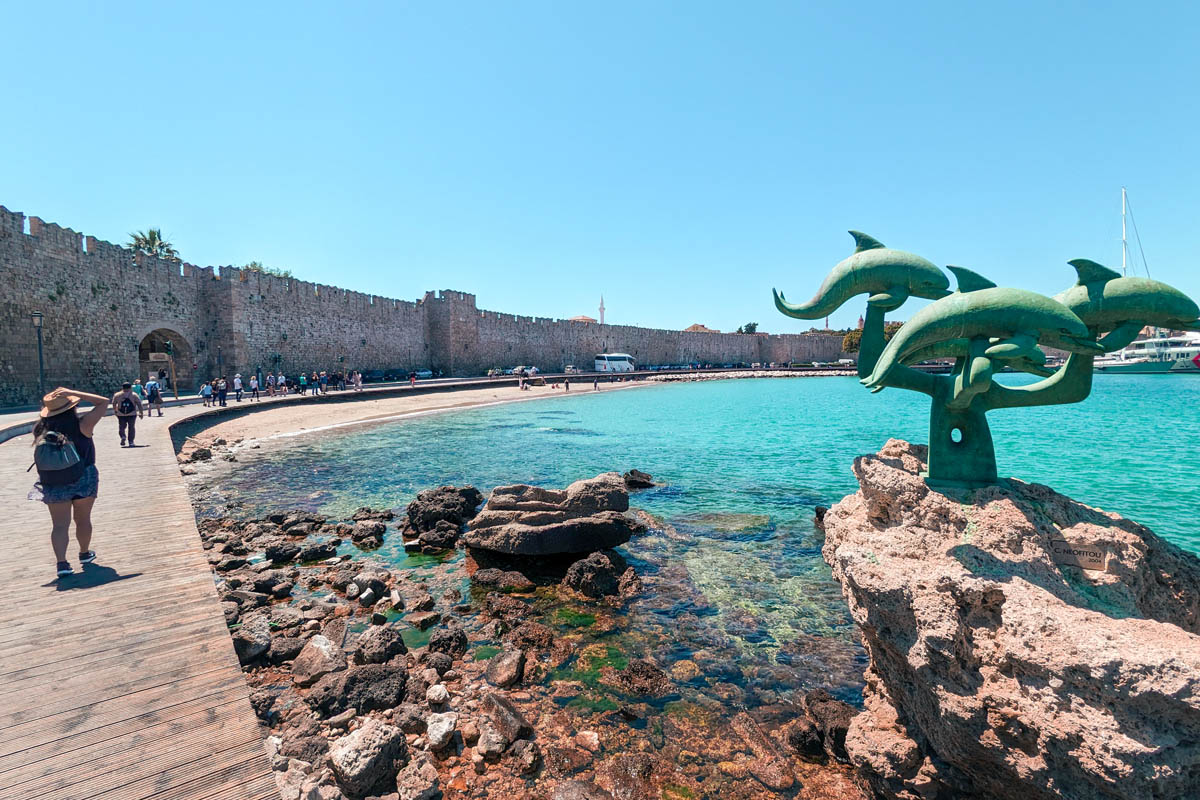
[{"left": 3, "top": 1, "right": 1197, "bottom": 332}]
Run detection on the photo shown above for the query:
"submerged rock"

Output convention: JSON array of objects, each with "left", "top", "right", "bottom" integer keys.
[
  {"left": 561, "top": 550, "right": 624, "bottom": 598},
  {"left": 622, "top": 469, "right": 655, "bottom": 489},
  {"left": 463, "top": 473, "right": 644, "bottom": 556},
  {"left": 824, "top": 438, "right": 1200, "bottom": 800}
]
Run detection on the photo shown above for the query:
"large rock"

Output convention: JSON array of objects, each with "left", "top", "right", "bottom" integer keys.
[
  {"left": 292, "top": 635, "right": 347, "bottom": 686},
  {"left": 463, "top": 473, "right": 644, "bottom": 555},
  {"left": 824, "top": 439, "right": 1200, "bottom": 800},
  {"left": 308, "top": 662, "right": 407, "bottom": 717},
  {"left": 232, "top": 612, "right": 272, "bottom": 664},
  {"left": 562, "top": 550, "right": 624, "bottom": 597},
  {"left": 353, "top": 625, "right": 407, "bottom": 664},
  {"left": 482, "top": 692, "right": 533, "bottom": 742},
  {"left": 404, "top": 485, "right": 483, "bottom": 533},
  {"left": 394, "top": 754, "right": 440, "bottom": 800},
  {"left": 328, "top": 718, "right": 406, "bottom": 797}
]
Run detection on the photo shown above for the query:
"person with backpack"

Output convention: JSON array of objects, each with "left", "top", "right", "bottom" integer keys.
[
  {"left": 145, "top": 376, "right": 164, "bottom": 416},
  {"left": 216, "top": 376, "right": 228, "bottom": 407},
  {"left": 199, "top": 380, "right": 213, "bottom": 407},
  {"left": 30, "top": 387, "right": 109, "bottom": 578},
  {"left": 110, "top": 383, "right": 144, "bottom": 447}
]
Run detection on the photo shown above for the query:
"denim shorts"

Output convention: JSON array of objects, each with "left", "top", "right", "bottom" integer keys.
[{"left": 32, "top": 465, "right": 100, "bottom": 504}]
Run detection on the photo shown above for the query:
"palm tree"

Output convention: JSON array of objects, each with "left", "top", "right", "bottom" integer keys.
[{"left": 128, "top": 228, "right": 180, "bottom": 262}]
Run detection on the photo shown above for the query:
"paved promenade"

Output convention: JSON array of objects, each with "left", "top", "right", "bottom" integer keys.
[{"left": 0, "top": 409, "right": 278, "bottom": 799}]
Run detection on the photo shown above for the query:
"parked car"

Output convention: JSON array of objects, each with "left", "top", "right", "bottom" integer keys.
[
  {"left": 415, "top": 369, "right": 433, "bottom": 379},
  {"left": 563, "top": 365, "right": 580, "bottom": 374},
  {"left": 364, "top": 369, "right": 385, "bottom": 382}
]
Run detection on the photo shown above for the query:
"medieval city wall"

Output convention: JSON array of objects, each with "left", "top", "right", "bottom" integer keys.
[{"left": 0, "top": 205, "right": 850, "bottom": 407}]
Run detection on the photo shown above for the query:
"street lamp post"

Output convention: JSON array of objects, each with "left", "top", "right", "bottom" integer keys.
[{"left": 31, "top": 312, "right": 45, "bottom": 400}]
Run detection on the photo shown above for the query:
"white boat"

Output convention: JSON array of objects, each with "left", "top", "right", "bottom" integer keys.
[
  {"left": 1091, "top": 189, "right": 1200, "bottom": 374},
  {"left": 1093, "top": 332, "right": 1200, "bottom": 373}
]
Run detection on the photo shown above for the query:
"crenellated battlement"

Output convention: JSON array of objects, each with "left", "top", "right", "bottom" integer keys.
[{"left": 0, "top": 204, "right": 850, "bottom": 407}]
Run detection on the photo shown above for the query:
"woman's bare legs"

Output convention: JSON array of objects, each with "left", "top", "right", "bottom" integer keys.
[
  {"left": 73, "top": 496, "right": 95, "bottom": 554},
  {"left": 48, "top": 501, "right": 72, "bottom": 561}
]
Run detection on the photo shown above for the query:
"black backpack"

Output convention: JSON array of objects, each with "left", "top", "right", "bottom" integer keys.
[
  {"left": 118, "top": 396, "right": 136, "bottom": 415},
  {"left": 29, "top": 430, "right": 85, "bottom": 487}
]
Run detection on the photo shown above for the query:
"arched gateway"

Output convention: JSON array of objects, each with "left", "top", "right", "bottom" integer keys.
[{"left": 137, "top": 328, "right": 195, "bottom": 394}]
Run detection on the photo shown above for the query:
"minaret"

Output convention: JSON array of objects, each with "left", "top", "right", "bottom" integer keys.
[{"left": 599, "top": 296, "right": 606, "bottom": 325}]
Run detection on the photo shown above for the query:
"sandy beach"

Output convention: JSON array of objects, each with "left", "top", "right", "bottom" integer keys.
[{"left": 182, "top": 381, "right": 644, "bottom": 446}]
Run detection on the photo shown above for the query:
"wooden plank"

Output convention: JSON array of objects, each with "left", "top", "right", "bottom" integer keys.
[{"left": 0, "top": 405, "right": 274, "bottom": 799}]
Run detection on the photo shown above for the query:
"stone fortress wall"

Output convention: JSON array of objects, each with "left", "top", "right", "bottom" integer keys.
[{"left": 0, "top": 205, "right": 850, "bottom": 407}]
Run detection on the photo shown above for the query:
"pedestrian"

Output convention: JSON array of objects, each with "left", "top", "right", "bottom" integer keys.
[
  {"left": 30, "top": 387, "right": 109, "bottom": 578},
  {"left": 353, "top": 370, "right": 363, "bottom": 392},
  {"left": 277, "top": 372, "right": 287, "bottom": 395},
  {"left": 216, "top": 376, "right": 228, "bottom": 407},
  {"left": 131, "top": 378, "right": 146, "bottom": 403},
  {"left": 409, "top": 371, "right": 417, "bottom": 388},
  {"left": 593, "top": 377, "right": 599, "bottom": 391},
  {"left": 200, "top": 380, "right": 213, "bottom": 407},
  {"left": 111, "top": 382, "right": 144, "bottom": 447},
  {"left": 233, "top": 373, "right": 243, "bottom": 402},
  {"left": 565, "top": 377, "right": 570, "bottom": 392},
  {"left": 298, "top": 373, "right": 307, "bottom": 395},
  {"left": 320, "top": 371, "right": 329, "bottom": 394},
  {"left": 266, "top": 372, "right": 276, "bottom": 397},
  {"left": 145, "top": 376, "right": 164, "bottom": 416},
  {"left": 336, "top": 372, "right": 346, "bottom": 391},
  {"left": 248, "top": 374, "right": 260, "bottom": 401},
  {"left": 311, "top": 372, "right": 320, "bottom": 393}
]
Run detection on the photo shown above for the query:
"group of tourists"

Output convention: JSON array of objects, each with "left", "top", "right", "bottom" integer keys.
[{"left": 196, "top": 370, "right": 370, "bottom": 406}]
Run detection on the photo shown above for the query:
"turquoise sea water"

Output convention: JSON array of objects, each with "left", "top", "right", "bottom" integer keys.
[{"left": 190, "top": 375, "right": 1200, "bottom": 708}]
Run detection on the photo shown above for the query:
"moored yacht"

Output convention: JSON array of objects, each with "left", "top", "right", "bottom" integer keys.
[{"left": 1094, "top": 331, "right": 1200, "bottom": 373}]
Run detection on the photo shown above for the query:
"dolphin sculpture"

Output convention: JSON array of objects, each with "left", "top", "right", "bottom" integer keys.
[
  {"left": 900, "top": 338, "right": 1055, "bottom": 378},
  {"left": 772, "top": 231, "right": 951, "bottom": 319},
  {"left": 891, "top": 266, "right": 1052, "bottom": 378},
  {"left": 862, "top": 286, "right": 1103, "bottom": 389},
  {"left": 1053, "top": 259, "right": 1200, "bottom": 351}
]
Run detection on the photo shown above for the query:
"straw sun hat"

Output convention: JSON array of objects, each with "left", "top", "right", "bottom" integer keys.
[{"left": 40, "top": 390, "right": 82, "bottom": 418}]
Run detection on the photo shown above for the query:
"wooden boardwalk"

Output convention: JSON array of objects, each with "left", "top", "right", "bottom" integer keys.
[{"left": 0, "top": 409, "right": 277, "bottom": 800}]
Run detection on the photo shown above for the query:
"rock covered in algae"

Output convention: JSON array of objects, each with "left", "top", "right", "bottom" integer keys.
[{"left": 823, "top": 438, "right": 1200, "bottom": 800}]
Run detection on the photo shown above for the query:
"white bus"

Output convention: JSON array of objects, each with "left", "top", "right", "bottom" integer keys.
[{"left": 595, "top": 353, "right": 636, "bottom": 372}]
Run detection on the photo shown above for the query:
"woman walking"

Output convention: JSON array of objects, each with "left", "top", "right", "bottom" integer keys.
[{"left": 30, "top": 387, "right": 108, "bottom": 578}]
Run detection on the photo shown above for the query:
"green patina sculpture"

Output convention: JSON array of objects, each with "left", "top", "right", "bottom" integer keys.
[{"left": 775, "top": 232, "right": 1200, "bottom": 487}]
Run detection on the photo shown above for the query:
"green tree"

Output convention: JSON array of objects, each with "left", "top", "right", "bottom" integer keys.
[
  {"left": 842, "top": 321, "right": 903, "bottom": 353},
  {"left": 741, "top": 321, "right": 758, "bottom": 334},
  {"left": 127, "top": 228, "right": 180, "bottom": 262},
  {"left": 243, "top": 261, "right": 294, "bottom": 279}
]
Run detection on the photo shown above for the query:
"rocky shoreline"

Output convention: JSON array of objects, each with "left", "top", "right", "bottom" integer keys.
[
  {"left": 195, "top": 466, "right": 866, "bottom": 800},
  {"left": 822, "top": 440, "right": 1200, "bottom": 800}
]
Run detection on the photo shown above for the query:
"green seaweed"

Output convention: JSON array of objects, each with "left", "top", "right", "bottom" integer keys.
[
  {"left": 473, "top": 645, "right": 502, "bottom": 661},
  {"left": 662, "top": 785, "right": 696, "bottom": 800},
  {"left": 548, "top": 644, "right": 629, "bottom": 688},
  {"left": 401, "top": 627, "right": 432, "bottom": 650},
  {"left": 566, "top": 694, "right": 619, "bottom": 713},
  {"left": 398, "top": 551, "right": 454, "bottom": 569},
  {"left": 555, "top": 608, "right": 596, "bottom": 628}
]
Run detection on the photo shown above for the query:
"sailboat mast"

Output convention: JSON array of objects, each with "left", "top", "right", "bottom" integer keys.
[{"left": 1121, "top": 186, "right": 1128, "bottom": 277}]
